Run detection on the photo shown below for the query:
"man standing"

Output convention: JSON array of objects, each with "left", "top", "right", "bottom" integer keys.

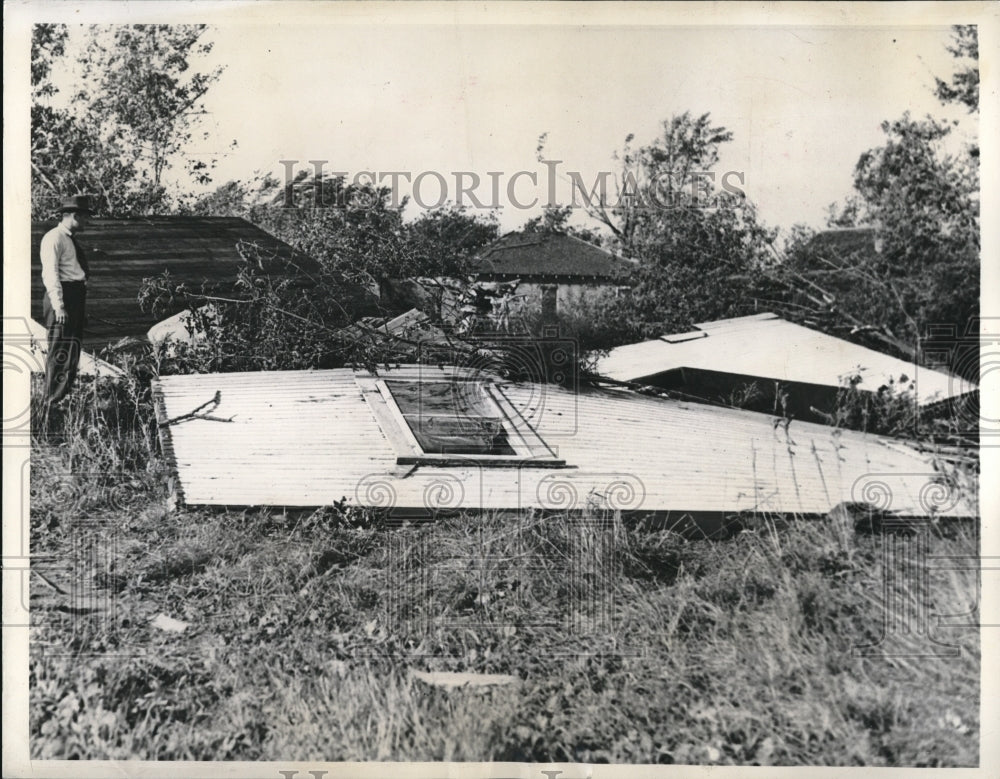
[{"left": 40, "top": 195, "right": 93, "bottom": 405}]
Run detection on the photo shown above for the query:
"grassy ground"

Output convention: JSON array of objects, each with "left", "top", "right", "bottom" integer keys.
[{"left": 28, "top": 378, "right": 980, "bottom": 765}]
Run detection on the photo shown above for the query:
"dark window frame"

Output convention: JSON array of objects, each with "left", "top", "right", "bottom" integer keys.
[{"left": 356, "top": 374, "right": 566, "bottom": 467}]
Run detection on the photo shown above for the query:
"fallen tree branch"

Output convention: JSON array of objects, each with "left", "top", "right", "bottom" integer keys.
[{"left": 159, "top": 390, "right": 235, "bottom": 427}]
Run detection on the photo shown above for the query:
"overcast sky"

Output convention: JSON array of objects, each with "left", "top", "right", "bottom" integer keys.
[{"left": 39, "top": 14, "right": 978, "bottom": 239}]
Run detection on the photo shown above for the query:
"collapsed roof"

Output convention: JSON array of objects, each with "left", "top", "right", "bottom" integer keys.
[
  {"left": 152, "top": 364, "right": 974, "bottom": 526},
  {"left": 597, "top": 313, "right": 974, "bottom": 411},
  {"left": 30, "top": 216, "right": 376, "bottom": 348}
]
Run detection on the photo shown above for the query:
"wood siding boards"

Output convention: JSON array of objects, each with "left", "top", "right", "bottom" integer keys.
[
  {"left": 151, "top": 367, "right": 974, "bottom": 519},
  {"left": 29, "top": 216, "right": 370, "bottom": 349}
]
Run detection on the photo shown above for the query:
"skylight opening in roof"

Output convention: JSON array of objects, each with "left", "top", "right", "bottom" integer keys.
[
  {"left": 384, "top": 380, "right": 516, "bottom": 456},
  {"left": 355, "top": 371, "right": 566, "bottom": 467},
  {"left": 660, "top": 330, "right": 708, "bottom": 344}
]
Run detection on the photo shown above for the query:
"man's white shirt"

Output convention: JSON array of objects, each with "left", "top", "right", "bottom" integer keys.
[{"left": 40, "top": 223, "right": 86, "bottom": 312}]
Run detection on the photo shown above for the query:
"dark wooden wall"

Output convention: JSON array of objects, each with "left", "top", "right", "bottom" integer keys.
[{"left": 29, "top": 217, "right": 320, "bottom": 348}]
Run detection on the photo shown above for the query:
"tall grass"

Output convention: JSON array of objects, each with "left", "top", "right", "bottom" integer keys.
[
  {"left": 28, "top": 365, "right": 979, "bottom": 764},
  {"left": 29, "top": 367, "right": 166, "bottom": 551},
  {"left": 30, "top": 485, "right": 979, "bottom": 762}
]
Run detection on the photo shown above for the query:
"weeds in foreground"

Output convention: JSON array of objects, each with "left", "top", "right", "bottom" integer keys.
[
  {"left": 30, "top": 372, "right": 165, "bottom": 550},
  {"left": 30, "top": 493, "right": 979, "bottom": 764}
]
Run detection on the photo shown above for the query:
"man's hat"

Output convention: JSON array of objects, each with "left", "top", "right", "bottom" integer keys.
[{"left": 58, "top": 195, "right": 93, "bottom": 215}]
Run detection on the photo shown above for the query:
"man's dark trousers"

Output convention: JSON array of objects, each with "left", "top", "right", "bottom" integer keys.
[{"left": 43, "top": 281, "right": 86, "bottom": 404}]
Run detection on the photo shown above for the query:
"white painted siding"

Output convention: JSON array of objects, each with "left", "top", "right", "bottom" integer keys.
[{"left": 153, "top": 366, "right": 973, "bottom": 518}]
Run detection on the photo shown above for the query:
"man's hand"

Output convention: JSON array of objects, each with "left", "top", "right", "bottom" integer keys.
[{"left": 54, "top": 308, "right": 66, "bottom": 325}]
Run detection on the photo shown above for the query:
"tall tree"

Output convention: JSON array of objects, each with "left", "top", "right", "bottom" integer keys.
[
  {"left": 403, "top": 204, "right": 499, "bottom": 278},
  {"left": 194, "top": 173, "right": 501, "bottom": 287},
  {"left": 521, "top": 205, "right": 605, "bottom": 246},
  {"left": 31, "top": 24, "right": 227, "bottom": 217},
  {"left": 543, "top": 112, "right": 778, "bottom": 341},
  {"left": 31, "top": 24, "right": 138, "bottom": 217},
  {"left": 775, "top": 26, "right": 980, "bottom": 366},
  {"left": 579, "top": 112, "right": 735, "bottom": 256},
  {"left": 31, "top": 23, "right": 67, "bottom": 101},
  {"left": 248, "top": 173, "right": 410, "bottom": 291},
  {"left": 79, "top": 24, "right": 226, "bottom": 211},
  {"left": 779, "top": 114, "right": 979, "bottom": 364}
]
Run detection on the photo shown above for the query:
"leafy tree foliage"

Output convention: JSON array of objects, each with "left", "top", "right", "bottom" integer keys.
[
  {"left": 935, "top": 25, "right": 979, "bottom": 113},
  {"left": 541, "top": 112, "right": 779, "bottom": 342},
  {"left": 400, "top": 203, "right": 499, "bottom": 278},
  {"left": 854, "top": 116, "right": 978, "bottom": 277},
  {"left": 79, "top": 25, "right": 225, "bottom": 194},
  {"left": 31, "top": 23, "right": 67, "bottom": 99},
  {"left": 626, "top": 199, "right": 778, "bottom": 338},
  {"left": 521, "top": 205, "right": 605, "bottom": 246},
  {"left": 775, "top": 26, "right": 979, "bottom": 375},
  {"left": 583, "top": 112, "right": 736, "bottom": 256},
  {"left": 31, "top": 24, "right": 136, "bottom": 217},
  {"left": 137, "top": 241, "right": 386, "bottom": 374},
  {"left": 31, "top": 24, "right": 226, "bottom": 217},
  {"left": 175, "top": 174, "right": 504, "bottom": 372},
  {"left": 255, "top": 179, "right": 409, "bottom": 291},
  {"left": 180, "top": 172, "right": 280, "bottom": 217},
  {"left": 780, "top": 113, "right": 978, "bottom": 371},
  {"left": 192, "top": 172, "right": 499, "bottom": 291}
]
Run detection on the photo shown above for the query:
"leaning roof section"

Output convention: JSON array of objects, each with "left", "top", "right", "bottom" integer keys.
[
  {"left": 30, "top": 216, "right": 325, "bottom": 347},
  {"left": 598, "top": 313, "right": 973, "bottom": 406}
]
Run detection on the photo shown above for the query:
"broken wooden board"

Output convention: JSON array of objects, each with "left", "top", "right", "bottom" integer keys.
[{"left": 410, "top": 670, "right": 518, "bottom": 690}]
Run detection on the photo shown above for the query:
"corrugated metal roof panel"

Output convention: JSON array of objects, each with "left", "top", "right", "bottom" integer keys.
[
  {"left": 598, "top": 314, "right": 972, "bottom": 406},
  {"left": 152, "top": 367, "right": 973, "bottom": 518}
]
